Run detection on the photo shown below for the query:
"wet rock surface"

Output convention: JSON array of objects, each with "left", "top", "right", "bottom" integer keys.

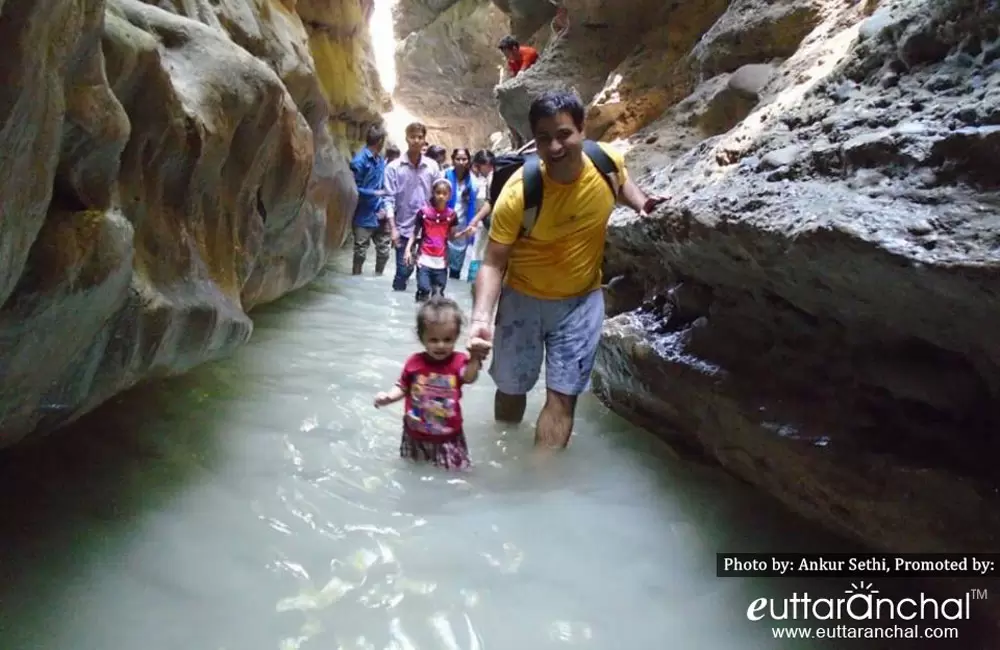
[
  {"left": 592, "top": 0, "right": 1000, "bottom": 551},
  {"left": 0, "top": 0, "right": 378, "bottom": 446}
]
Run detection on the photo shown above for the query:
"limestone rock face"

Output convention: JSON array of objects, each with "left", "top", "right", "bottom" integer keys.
[
  {"left": 392, "top": 0, "right": 510, "bottom": 149},
  {"left": 0, "top": 0, "right": 381, "bottom": 446},
  {"left": 301, "top": 0, "right": 389, "bottom": 155},
  {"left": 494, "top": 0, "right": 668, "bottom": 144},
  {"left": 590, "top": 0, "right": 1000, "bottom": 552},
  {"left": 489, "top": 0, "right": 554, "bottom": 40},
  {"left": 394, "top": 0, "right": 459, "bottom": 34}
]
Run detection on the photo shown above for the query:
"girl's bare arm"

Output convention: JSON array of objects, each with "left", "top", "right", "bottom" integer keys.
[
  {"left": 461, "top": 356, "right": 482, "bottom": 384},
  {"left": 374, "top": 384, "right": 406, "bottom": 407}
]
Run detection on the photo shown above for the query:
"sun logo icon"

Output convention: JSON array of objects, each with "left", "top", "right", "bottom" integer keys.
[{"left": 844, "top": 581, "right": 879, "bottom": 596}]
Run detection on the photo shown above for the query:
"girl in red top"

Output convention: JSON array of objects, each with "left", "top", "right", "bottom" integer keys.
[
  {"left": 404, "top": 179, "right": 459, "bottom": 302},
  {"left": 374, "top": 297, "right": 491, "bottom": 470}
]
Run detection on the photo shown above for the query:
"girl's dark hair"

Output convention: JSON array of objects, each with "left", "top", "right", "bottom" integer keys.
[
  {"left": 452, "top": 148, "right": 472, "bottom": 182},
  {"left": 472, "top": 150, "right": 495, "bottom": 166},
  {"left": 416, "top": 296, "right": 463, "bottom": 340},
  {"left": 426, "top": 144, "right": 447, "bottom": 160}
]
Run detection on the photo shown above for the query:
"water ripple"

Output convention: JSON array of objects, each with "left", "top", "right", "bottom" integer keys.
[{"left": 0, "top": 253, "right": 908, "bottom": 650}]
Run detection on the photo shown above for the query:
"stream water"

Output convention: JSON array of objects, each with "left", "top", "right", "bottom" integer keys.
[{"left": 0, "top": 249, "right": 981, "bottom": 649}]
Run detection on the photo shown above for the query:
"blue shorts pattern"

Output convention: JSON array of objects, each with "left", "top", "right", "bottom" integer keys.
[{"left": 488, "top": 286, "right": 604, "bottom": 396}]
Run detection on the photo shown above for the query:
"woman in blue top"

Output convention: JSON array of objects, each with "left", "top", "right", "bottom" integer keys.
[{"left": 445, "top": 148, "right": 477, "bottom": 279}]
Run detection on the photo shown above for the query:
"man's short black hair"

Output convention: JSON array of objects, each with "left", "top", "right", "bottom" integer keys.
[
  {"left": 365, "top": 125, "right": 386, "bottom": 146},
  {"left": 426, "top": 144, "right": 447, "bottom": 160},
  {"left": 528, "top": 90, "right": 585, "bottom": 133},
  {"left": 498, "top": 35, "right": 519, "bottom": 51}
]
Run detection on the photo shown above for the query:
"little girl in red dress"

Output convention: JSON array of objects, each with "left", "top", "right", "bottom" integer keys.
[
  {"left": 404, "top": 179, "right": 459, "bottom": 302},
  {"left": 373, "top": 296, "right": 491, "bottom": 470}
]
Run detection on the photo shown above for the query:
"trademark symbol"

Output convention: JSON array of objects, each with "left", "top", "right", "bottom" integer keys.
[{"left": 972, "top": 588, "right": 988, "bottom": 600}]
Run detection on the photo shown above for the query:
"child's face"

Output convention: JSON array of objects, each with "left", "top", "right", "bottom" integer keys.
[
  {"left": 433, "top": 184, "right": 451, "bottom": 208},
  {"left": 422, "top": 320, "right": 458, "bottom": 360}
]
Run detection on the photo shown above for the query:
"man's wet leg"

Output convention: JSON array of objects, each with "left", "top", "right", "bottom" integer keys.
[
  {"left": 373, "top": 224, "right": 391, "bottom": 275},
  {"left": 535, "top": 389, "right": 576, "bottom": 448},
  {"left": 391, "top": 236, "right": 411, "bottom": 290},
  {"left": 494, "top": 390, "right": 526, "bottom": 423},
  {"left": 352, "top": 226, "right": 373, "bottom": 275}
]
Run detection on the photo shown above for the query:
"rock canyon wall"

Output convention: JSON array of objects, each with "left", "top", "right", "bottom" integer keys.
[
  {"left": 488, "top": 0, "right": 1000, "bottom": 552},
  {"left": 0, "top": 0, "right": 384, "bottom": 447},
  {"left": 390, "top": 0, "right": 510, "bottom": 149}
]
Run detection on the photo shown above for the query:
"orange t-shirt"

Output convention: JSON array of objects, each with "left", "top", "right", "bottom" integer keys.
[{"left": 508, "top": 45, "right": 539, "bottom": 75}]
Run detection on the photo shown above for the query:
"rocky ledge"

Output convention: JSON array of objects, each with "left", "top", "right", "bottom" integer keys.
[
  {"left": 593, "top": 0, "right": 1000, "bottom": 552},
  {"left": 0, "top": 0, "right": 383, "bottom": 447}
]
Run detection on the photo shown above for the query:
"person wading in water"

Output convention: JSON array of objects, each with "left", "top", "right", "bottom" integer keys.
[
  {"left": 445, "top": 148, "right": 477, "bottom": 280},
  {"left": 349, "top": 125, "right": 390, "bottom": 276},
  {"left": 383, "top": 122, "right": 443, "bottom": 292},
  {"left": 467, "top": 91, "right": 667, "bottom": 453}
]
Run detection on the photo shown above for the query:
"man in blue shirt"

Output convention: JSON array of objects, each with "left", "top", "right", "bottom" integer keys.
[{"left": 350, "top": 125, "right": 390, "bottom": 275}]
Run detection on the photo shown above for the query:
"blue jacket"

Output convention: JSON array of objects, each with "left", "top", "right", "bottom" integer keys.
[
  {"left": 445, "top": 167, "right": 476, "bottom": 227},
  {"left": 350, "top": 148, "right": 385, "bottom": 228}
]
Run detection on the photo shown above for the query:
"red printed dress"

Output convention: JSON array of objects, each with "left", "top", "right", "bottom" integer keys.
[{"left": 396, "top": 351, "right": 471, "bottom": 470}]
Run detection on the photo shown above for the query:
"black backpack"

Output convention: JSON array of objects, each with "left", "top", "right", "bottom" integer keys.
[{"left": 486, "top": 139, "right": 622, "bottom": 236}]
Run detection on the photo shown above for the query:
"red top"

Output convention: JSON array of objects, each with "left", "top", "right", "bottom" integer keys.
[
  {"left": 413, "top": 205, "right": 457, "bottom": 261},
  {"left": 507, "top": 45, "right": 539, "bottom": 75},
  {"left": 397, "top": 352, "right": 469, "bottom": 440}
]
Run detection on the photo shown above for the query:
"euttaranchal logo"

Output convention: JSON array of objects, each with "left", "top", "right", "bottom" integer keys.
[{"left": 747, "top": 582, "right": 987, "bottom": 622}]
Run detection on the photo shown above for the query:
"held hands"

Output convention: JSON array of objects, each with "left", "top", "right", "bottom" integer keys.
[
  {"left": 403, "top": 249, "right": 413, "bottom": 267},
  {"left": 467, "top": 317, "right": 494, "bottom": 362},
  {"left": 467, "top": 336, "right": 492, "bottom": 362}
]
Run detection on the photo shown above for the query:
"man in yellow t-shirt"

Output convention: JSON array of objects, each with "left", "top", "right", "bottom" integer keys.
[{"left": 468, "top": 90, "right": 667, "bottom": 451}]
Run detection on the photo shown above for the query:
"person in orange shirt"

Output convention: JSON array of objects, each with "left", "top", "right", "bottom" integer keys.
[{"left": 498, "top": 36, "right": 539, "bottom": 77}]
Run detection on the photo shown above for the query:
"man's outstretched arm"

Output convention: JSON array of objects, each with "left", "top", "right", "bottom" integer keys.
[{"left": 618, "top": 177, "right": 667, "bottom": 216}]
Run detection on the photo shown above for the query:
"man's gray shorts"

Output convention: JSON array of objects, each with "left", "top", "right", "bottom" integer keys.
[{"left": 489, "top": 286, "right": 604, "bottom": 396}]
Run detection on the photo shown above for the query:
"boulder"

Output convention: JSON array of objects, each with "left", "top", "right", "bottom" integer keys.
[
  {"left": 495, "top": 0, "right": 665, "bottom": 143},
  {"left": 594, "top": 0, "right": 1000, "bottom": 552},
  {"left": 393, "top": 0, "right": 510, "bottom": 149},
  {"left": 0, "top": 0, "right": 379, "bottom": 446}
]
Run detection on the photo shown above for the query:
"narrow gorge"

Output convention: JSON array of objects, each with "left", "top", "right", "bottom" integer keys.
[
  {"left": 394, "top": 0, "right": 1000, "bottom": 558},
  {"left": 3, "top": 0, "right": 999, "bottom": 590}
]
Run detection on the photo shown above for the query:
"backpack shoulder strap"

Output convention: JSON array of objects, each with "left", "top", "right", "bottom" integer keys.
[
  {"left": 582, "top": 139, "right": 622, "bottom": 198},
  {"left": 520, "top": 153, "right": 543, "bottom": 237}
]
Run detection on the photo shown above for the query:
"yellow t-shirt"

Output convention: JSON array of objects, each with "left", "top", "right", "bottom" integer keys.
[{"left": 488, "top": 142, "right": 629, "bottom": 300}]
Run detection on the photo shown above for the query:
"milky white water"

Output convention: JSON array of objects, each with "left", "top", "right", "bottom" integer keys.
[{"left": 0, "top": 249, "right": 975, "bottom": 649}]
